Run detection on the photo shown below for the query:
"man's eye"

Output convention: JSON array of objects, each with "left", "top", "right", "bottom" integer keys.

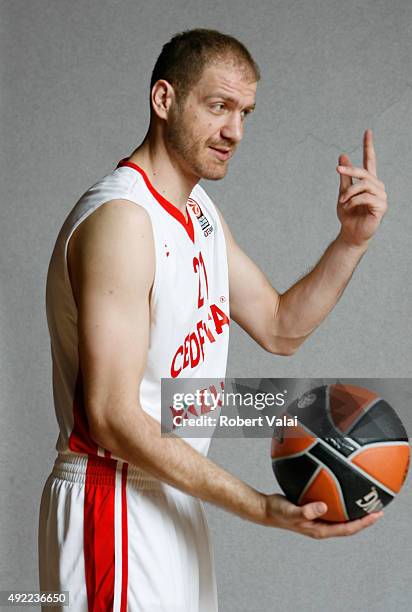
[{"left": 211, "top": 103, "right": 225, "bottom": 112}]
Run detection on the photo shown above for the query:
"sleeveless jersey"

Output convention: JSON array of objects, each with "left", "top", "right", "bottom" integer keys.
[{"left": 45, "top": 159, "right": 230, "bottom": 461}]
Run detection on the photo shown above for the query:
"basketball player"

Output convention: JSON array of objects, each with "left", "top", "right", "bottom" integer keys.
[{"left": 39, "top": 29, "right": 388, "bottom": 611}]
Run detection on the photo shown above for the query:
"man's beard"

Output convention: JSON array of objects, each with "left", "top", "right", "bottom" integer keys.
[{"left": 166, "top": 106, "right": 229, "bottom": 181}]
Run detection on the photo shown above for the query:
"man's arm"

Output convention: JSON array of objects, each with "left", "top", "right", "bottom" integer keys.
[
  {"left": 217, "top": 210, "right": 367, "bottom": 355},
  {"left": 67, "top": 198, "right": 381, "bottom": 539},
  {"left": 217, "top": 129, "right": 387, "bottom": 355}
]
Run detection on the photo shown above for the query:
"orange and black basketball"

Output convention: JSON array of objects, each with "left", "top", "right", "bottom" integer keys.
[{"left": 271, "top": 384, "right": 410, "bottom": 522}]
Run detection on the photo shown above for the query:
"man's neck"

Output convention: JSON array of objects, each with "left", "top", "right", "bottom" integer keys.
[{"left": 127, "top": 135, "right": 199, "bottom": 218}]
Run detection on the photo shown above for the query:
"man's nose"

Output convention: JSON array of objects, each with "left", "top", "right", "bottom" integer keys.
[{"left": 220, "top": 112, "right": 243, "bottom": 143}]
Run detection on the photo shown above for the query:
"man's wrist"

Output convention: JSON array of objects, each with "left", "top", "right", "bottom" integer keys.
[
  {"left": 238, "top": 489, "right": 269, "bottom": 525},
  {"left": 253, "top": 492, "right": 270, "bottom": 526},
  {"left": 336, "top": 230, "right": 370, "bottom": 255}
]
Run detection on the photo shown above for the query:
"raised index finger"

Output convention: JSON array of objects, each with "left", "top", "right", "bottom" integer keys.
[{"left": 363, "top": 128, "right": 377, "bottom": 177}]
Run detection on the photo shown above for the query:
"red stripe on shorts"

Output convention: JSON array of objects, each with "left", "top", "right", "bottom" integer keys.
[
  {"left": 84, "top": 456, "right": 117, "bottom": 611},
  {"left": 120, "top": 462, "right": 129, "bottom": 611}
]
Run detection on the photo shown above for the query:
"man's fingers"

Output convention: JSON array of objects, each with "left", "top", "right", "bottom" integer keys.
[
  {"left": 337, "top": 165, "right": 381, "bottom": 185},
  {"left": 338, "top": 130, "right": 379, "bottom": 200},
  {"left": 341, "top": 193, "right": 386, "bottom": 213},
  {"left": 339, "top": 178, "right": 383, "bottom": 203},
  {"left": 270, "top": 494, "right": 384, "bottom": 539},
  {"left": 305, "top": 511, "right": 383, "bottom": 540},
  {"left": 338, "top": 153, "right": 353, "bottom": 192},
  {"left": 363, "top": 128, "right": 377, "bottom": 177}
]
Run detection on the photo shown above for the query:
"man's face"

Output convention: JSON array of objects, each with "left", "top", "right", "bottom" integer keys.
[{"left": 165, "top": 60, "right": 257, "bottom": 181}]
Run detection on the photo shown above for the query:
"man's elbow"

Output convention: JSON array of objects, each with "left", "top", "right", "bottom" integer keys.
[
  {"left": 88, "top": 415, "right": 115, "bottom": 449},
  {"left": 87, "top": 402, "right": 136, "bottom": 450},
  {"left": 265, "top": 344, "right": 298, "bottom": 357},
  {"left": 273, "top": 346, "right": 298, "bottom": 357},
  {"left": 88, "top": 396, "right": 154, "bottom": 453},
  {"left": 263, "top": 334, "right": 306, "bottom": 356}
]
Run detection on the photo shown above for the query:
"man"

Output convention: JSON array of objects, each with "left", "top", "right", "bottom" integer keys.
[{"left": 39, "top": 29, "right": 388, "bottom": 611}]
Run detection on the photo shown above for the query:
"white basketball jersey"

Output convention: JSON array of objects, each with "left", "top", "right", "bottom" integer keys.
[{"left": 46, "top": 159, "right": 230, "bottom": 461}]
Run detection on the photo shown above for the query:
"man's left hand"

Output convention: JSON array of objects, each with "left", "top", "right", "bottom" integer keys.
[{"left": 336, "top": 129, "right": 388, "bottom": 248}]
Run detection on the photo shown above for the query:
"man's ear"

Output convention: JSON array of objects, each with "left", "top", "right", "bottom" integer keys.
[{"left": 150, "top": 79, "right": 176, "bottom": 120}]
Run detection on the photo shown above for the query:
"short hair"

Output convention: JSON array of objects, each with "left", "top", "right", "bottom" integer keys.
[{"left": 150, "top": 28, "right": 260, "bottom": 107}]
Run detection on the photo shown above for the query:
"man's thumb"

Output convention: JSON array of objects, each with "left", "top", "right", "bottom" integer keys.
[{"left": 301, "top": 501, "right": 328, "bottom": 520}]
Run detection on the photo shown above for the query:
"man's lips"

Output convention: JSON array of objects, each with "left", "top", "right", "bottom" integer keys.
[{"left": 209, "top": 146, "right": 233, "bottom": 161}]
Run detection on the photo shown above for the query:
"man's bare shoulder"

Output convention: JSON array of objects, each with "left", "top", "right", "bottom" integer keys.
[
  {"left": 69, "top": 198, "right": 153, "bottom": 253},
  {"left": 68, "top": 199, "right": 155, "bottom": 304},
  {"left": 75, "top": 198, "right": 152, "bottom": 240}
]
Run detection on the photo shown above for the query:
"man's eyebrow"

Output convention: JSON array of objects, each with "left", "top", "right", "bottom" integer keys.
[{"left": 205, "top": 94, "right": 256, "bottom": 111}]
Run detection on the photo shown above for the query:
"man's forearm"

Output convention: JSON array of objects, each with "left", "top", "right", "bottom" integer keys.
[
  {"left": 275, "top": 232, "right": 368, "bottom": 349},
  {"left": 91, "top": 405, "right": 267, "bottom": 525}
]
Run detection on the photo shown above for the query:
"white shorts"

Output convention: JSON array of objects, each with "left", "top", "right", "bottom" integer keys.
[{"left": 38, "top": 453, "right": 218, "bottom": 612}]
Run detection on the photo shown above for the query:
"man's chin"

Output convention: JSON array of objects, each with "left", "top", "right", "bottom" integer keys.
[{"left": 200, "top": 164, "right": 228, "bottom": 181}]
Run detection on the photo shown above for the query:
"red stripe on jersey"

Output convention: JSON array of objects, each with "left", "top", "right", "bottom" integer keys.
[
  {"left": 120, "top": 463, "right": 129, "bottom": 611},
  {"left": 84, "top": 456, "right": 117, "bottom": 611},
  {"left": 68, "top": 368, "right": 98, "bottom": 455},
  {"left": 116, "top": 158, "right": 195, "bottom": 243}
]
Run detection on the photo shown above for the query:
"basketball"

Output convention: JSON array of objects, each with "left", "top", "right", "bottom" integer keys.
[{"left": 271, "top": 384, "right": 410, "bottom": 522}]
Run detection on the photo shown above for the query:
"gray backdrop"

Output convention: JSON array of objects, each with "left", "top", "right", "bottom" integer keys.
[{"left": 1, "top": 0, "right": 411, "bottom": 610}]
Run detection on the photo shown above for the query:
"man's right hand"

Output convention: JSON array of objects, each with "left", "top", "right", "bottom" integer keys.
[{"left": 262, "top": 494, "right": 383, "bottom": 539}]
